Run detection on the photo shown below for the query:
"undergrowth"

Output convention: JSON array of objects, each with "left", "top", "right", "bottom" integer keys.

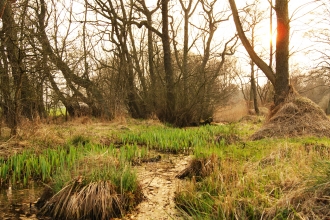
[
  {"left": 1, "top": 119, "right": 330, "bottom": 219},
  {"left": 175, "top": 136, "right": 330, "bottom": 219}
]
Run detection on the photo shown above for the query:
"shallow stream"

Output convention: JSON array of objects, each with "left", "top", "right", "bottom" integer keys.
[{"left": 0, "top": 183, "right": 44, "bottom": 220}]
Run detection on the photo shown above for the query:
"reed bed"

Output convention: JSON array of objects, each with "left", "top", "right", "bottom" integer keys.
[
  {"left": 120, "top": 124, "right": 239, "bottom": 153},
  {"left": 0, "top": 146, "right": 79, "bottom": 188}
]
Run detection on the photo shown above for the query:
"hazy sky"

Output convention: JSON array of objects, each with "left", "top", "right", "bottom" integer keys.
[
  {"left": 234, "top": 0, "right": 324, "bottom": 71},
  {"left": 39, "top": 0, "right": 327, "bottom": 81}
]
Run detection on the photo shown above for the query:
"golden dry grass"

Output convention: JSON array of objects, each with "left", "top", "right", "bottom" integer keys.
[
  {"left": 252, "top": 86, "right": 330, "bottom": 140},
  {"left": 39, "top": 179, "right": 127, "bottom": 219},
  {"left": 214, "top": 101, "right": 249, "bottom": 122},
  {"left": 175, "top": 135, "right": 330, "bottom": 219}
]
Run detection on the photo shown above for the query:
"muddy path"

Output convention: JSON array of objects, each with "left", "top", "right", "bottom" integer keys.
[{"left": 125, "top": 154, "right": 191, "bottom": 220}]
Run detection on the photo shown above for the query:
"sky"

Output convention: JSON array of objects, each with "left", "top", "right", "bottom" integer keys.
[{"left": 227, "top": 0, "right": 326, "bottom": 83}]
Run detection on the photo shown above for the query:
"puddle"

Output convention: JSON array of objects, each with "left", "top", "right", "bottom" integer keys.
[{"left": 0, "top": 183, "right": 44, "bottom": 220}]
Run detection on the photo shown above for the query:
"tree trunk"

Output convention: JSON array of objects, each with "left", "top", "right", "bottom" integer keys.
[
  {"left": 250, "top": 25, "right": 259, "bottom": 114},
  {"left": 147, "top": 20, "right": 157, "bottom": 110},
  {"left": 37, "top": 0, "right": 104, "bottom": 117},
  {"left": 161, "top": 0, "right": 175, "bottom": 122},
  {"left": 228, "top": 0, "right": 290, "bottom": 107},
  {"left": 274, "top": 0, "right": 290, "bottom": 106},
  {"left": 250, "top": 61, "right": 259, "bottom": 114},
  {"left": 228, "top": 0, "right": 275, "bottom": 85},
  {"left": 2, "top": 2, "right": 22, "bottom": 136}
]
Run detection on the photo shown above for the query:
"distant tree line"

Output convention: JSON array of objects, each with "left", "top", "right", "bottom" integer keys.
[
  {"left": 0, "top": 0, "right": 241, "bottom": 135},
  {"left": 0, "top": 0, "right": 328, "bottom": 135}
]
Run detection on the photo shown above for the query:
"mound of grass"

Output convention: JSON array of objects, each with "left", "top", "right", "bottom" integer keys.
[
  {"left": 29, "top": 141, "right": 143, "bottom": 219},
  {"left": 251, "top": 86, "right": 330, "bottom": 140},
  {"left": 176, "top": 154, "right": 219, "bottom": 180}
]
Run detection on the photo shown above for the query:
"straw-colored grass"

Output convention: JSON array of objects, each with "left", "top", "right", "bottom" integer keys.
[
  {"left": 175, "top": 136, "right": 330, "bottom": 219},
  {"left": 38, "top": 178, "right": 140, "bottom": 219},
  {"left": 214, "top": 100, "right": 249, "bottom": 123},
  {"left": 37, "top": 146, "right": 143, "bottom": 219},
  {"left": 252, "top": 86, "right": 330, "bottom": 140}
]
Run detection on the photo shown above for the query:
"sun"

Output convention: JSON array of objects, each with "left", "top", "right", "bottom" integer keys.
[{"left": 252, "top": 21, "right": 276, "bottom": 56}]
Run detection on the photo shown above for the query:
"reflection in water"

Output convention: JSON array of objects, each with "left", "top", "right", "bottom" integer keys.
[{"left": 0, "top": 182, "right": 44, "bottom": 219}]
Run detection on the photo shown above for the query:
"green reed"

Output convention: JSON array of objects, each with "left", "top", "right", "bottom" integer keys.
[
  {"left": 119, "top": 124, "right": 239, "bottom": 153},
  {"left": 0, "top": 146, "right": 80, "bottom": 188}
]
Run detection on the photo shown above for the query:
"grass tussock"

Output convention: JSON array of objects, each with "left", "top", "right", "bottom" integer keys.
[
  {"left": 176, "top": 154, "right": 218, "bottom": 180},
  {"left": 252, "top": 86, "right": 330, "bottom": 140},
  {"left": 39, "top": 177, "right": 143, "bottom": 220},
  {"left": 264, "top": 160, "right": 330, "bottom": 219},
  {"left": 38, "top": 149, "right": 143, "bottom": 219}
]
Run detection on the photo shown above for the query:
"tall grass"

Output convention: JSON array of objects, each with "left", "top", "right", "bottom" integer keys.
[
  {"left": 8, "top": 120, "right": 330, "bottom": 218},
  {"left": 175, "top": 137, "right": 330, "bottom": 219},
  {"left": 0, "top": 146, "right": 80, "bottom": 188},
  {"left": 0, "top": 123, "right": 242, "bottom": 189}
]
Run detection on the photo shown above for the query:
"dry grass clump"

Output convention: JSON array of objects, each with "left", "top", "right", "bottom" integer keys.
[
  {"left": 38, "top": 177, "right": 143, "bottom": 219},
  {"left": 175, "top": 139, "right": 330, "bottom": 219},
  {"left": 263, "top": 161, "right": 330, "bottom": 219},
  {"left": 36, "top": 147, "right": 143, "bottom": 219},
  {"left": 38, "top": 156, "right": 143, "bottom": 220},
  {"left": 251, "top": 86, "right": 330, "bottom": 140},
  {"left": 258, "top": 147, "right": 292, "bottom": 168}
]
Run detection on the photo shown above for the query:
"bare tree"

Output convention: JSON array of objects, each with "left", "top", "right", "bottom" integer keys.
[
  {"left": 229, "top": 0, "right": 290, "bottom": 106},
  {"left": 178, "top": 0, "right": 198, "bottom": 104},
  {"left": 35, "top": 0, "right": 105, "bottom": 117},
  {"left": 133, "top": 0, "right": 161, "bottom": 112},
  {"left": 159, "top": 0, "right": 176, "bottom": 123},
  {"left": 242, "top": 1, "right": 269, "bottom": 114}
]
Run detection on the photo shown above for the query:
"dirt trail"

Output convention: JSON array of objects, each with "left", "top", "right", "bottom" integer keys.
[{"left": 126, "top": 154, "right": 191, "bottom": 220}]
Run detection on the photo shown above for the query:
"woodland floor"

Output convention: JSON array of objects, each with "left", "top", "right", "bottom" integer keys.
[{"left": 2, "top": 104, "right": 330, "bottom": 219}]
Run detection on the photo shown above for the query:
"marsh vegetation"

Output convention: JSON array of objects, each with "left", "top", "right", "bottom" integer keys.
[{"left": 0, "top": 117, "right": 330, "bottom": 219}]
